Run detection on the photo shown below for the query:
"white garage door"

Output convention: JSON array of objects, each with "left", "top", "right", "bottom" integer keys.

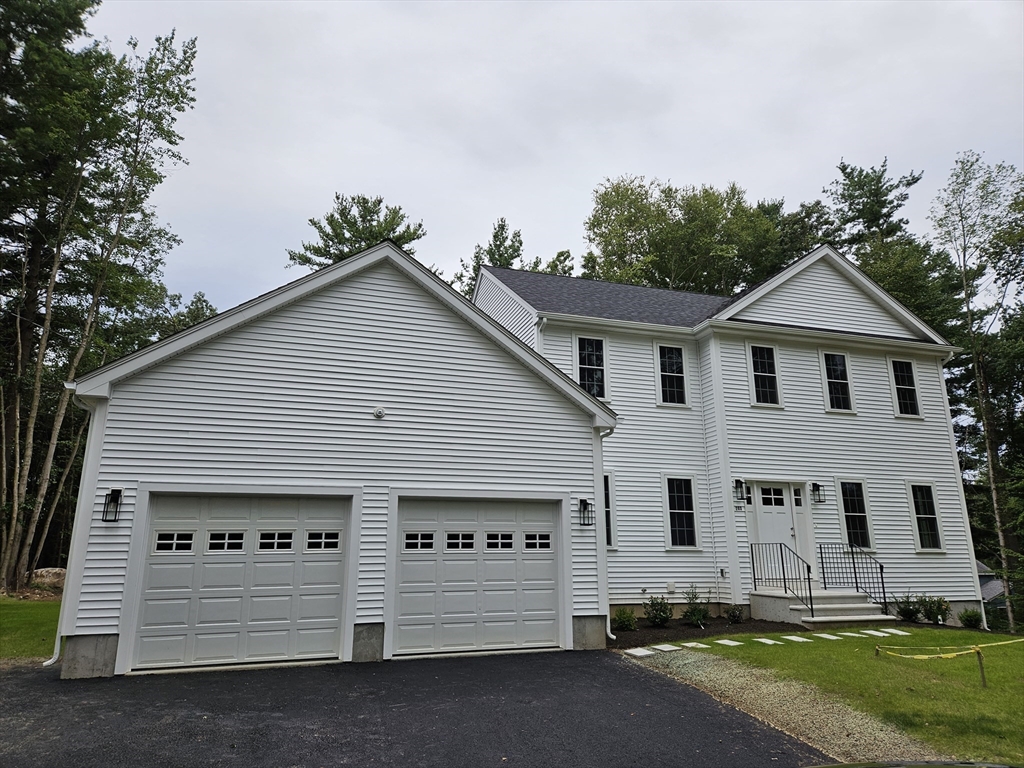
[
  {"left": 393, "top": 498, "right": 561, "bottom": 655},
  {"left": 133, "top": 495, "right": 348, "bottom": 669}
]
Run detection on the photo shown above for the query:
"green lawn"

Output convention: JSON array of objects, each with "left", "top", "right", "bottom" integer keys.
[
  {"left": 0, "top": 597, "right": 60, "bottom": 658},
  {"left": 684, "top": 626, "right": 1024, "bottom": 765}
]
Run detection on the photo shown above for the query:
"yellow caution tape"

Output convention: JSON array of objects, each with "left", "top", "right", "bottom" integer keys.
[{"left": 875, "top": 637, "right": 1024, "bottom": 660}]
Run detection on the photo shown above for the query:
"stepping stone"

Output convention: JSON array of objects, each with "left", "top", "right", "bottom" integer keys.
[
  {"left": 681, "top": 642, "right": 710, "bottom": 648},
  {"left": 878, "top": 628, "right": 911, "bottom": 635},
  {"left": 624, "top": 647, "right": 657, "bottom": 657},
  {"left": 753, "top": 638, "right": 783, "bottom": 645},
  {"left": 782, "top": 635, "right": 813, "bottom": 642},
  {"left": 812, "top": 633, "right": 843, "bottom": 640},
  {"left": 714, "top": 639, "right": 744, "bottom": 646},
  {"left": 861, "top": 629, "right": 890, "bottom": 637},
  {"left": 838, "top": 632, "right": 868, "bottom": 637},
  {"left": 651, "top": 644, "right": 681, "bottom": 652}
]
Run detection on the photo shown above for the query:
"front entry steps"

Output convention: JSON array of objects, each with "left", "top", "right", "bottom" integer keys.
[{"left": 749, "top": 589, "right": 897, "bottom": 629}]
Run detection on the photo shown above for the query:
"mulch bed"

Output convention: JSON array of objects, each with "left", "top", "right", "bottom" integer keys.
[{"left": 606, "top": 616, "right": 799, "bottom": 649}]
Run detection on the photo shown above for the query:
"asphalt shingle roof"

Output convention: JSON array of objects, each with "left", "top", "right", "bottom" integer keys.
[{"left": 483, "top": 267, "right": 733, "bottom": 328}]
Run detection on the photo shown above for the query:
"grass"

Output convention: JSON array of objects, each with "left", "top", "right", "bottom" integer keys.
[
  {"left": 0, "top": 597, "right": 61, "bottom": 659},
  {"left": 683, "top": 626, "right": 1024, "bottom": 764}
]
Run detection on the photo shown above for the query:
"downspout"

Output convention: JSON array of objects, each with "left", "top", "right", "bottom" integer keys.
[{"left": 44, "top": 389, "right": 92, "bottom": 667}]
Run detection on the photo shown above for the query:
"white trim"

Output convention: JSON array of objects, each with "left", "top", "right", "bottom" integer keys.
[
  {"left": 573, "top": 332, "right": 611, "bottom": 403},
  {"left": 834, "top": 477, "right": 875, "bottom": 551},
  {"left": 661, "top": 472, "right": 702, "bottom": 551},
  {"left": 540, "top": 313, "right": 698, "bottom": 338},
  {"left": 714, "top": 245, "right": 950, "bottom": 345},
  {"left": 904, "top": 480, "right": 946, "bottom": 553},
  {"left": 746, "top": 341, "right": 785, "bottom": 409},
  {"left": 887, "top": 356, "right": 924, "bottom": 420},
  {"left": 818, "top": 349, "right": 857, "bottom": 414},
  {"left": 113, "top": 483, "right": 361, "bottom": 675},
  {"left": 73, "top": 243, "right": 616, "bottom": 429},
  {"left": 709, "top": 335, "right": 743, "bottom": 600},
  {"left": 653, "top": 340, "right": 691, "bottom": 408}
]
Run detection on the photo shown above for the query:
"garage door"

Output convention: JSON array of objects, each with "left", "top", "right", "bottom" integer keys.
[
  {"left": 133, "top": 495, "right": 348, "bottom": 669},
  {"left": 393, "top": 498, "right": 560, "bottom": 655}
]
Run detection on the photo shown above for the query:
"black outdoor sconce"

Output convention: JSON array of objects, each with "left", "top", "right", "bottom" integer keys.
[
  {"left": 102, "top": 488, "right": 123, "bottom": 522},
  {"left": 733, "top": 479, "right": 746, "bottom": 502},
  {"left": 811, "top": 483, "right": 826, "bottom": 503},
  {"left": 579, "top": 498, "right": 594, "bottom": 527}
]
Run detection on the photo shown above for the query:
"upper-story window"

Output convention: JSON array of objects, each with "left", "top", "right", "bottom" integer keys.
[
  {"left": 822, "top": 352, "right": 854, "bottom": 411},
  {"left": 750, "top": 345, "right": 780, "bottom": 405},
  {"left": 577, "top": 337, "right": 606, "bottom": 399},
  {"left": 657, "top": 345, "right": 686, "bottom": 405},
  {"left": 890, "top": 359, "right": 920, "bottom": 416}
]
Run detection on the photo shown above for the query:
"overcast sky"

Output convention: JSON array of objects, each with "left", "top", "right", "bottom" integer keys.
[{"left": 87, "top": 0, "right": 1024, "bottom": 311}]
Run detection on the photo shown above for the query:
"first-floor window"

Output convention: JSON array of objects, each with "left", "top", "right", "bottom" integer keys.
[
  {"left": 911, "top": 485, "right": 942, "bottom": 550},
  {"left": 667, "top": 477, "right": 696, "bottom": 547},
  {"left": 840, "top": 482, "right": 871, "bottom": 548},
  {"left": 604, "top": 475, "right": 614, "bottom": 547}
]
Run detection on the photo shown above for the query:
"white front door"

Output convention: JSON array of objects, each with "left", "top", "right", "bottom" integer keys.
[{"left": 754, "top": 484, "right": 797, "bottom": 549}]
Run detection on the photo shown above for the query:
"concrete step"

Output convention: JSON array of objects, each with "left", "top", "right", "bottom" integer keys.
[
  {"left": 790, "top": 602, "right": 886, "bottom": 617},
  {"left": 800, "top": 614, "right": 898, "bottom": 628}
]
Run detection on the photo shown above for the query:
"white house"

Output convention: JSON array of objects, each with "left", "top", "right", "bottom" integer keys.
[
  {"left": 474, "top": 245, "right": 984, "bottom": 626},
  {"left": 57, "top": 243, "right": 616, "bottom": 678}
]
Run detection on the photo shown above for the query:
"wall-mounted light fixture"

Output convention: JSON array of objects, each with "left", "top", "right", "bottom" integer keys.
[
  {"left": 811, "top": 483, "right": 826, "bottom": 503},
  {"left": 733, "top": 479, "right": 746, "bottom": 502},
  {"left": 579, "top": 498, "right": 594, "bottom": 527},
  {"left": 102, "top": 488, "right": 123, "bottom": 522}
]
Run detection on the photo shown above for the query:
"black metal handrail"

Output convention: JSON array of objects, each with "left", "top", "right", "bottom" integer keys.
[
  {"left": 750, "top": 543, "right": 815, "bottom": 618},
  {"left": 818, "top": 542, "right": 888, "bottom": 613}
]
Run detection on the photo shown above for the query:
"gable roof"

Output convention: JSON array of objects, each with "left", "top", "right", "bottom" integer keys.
[
  {"left": 481, "top": 266, "right": 732, "bottom": 327},
  {"left": 73, "top": 242, "right": 617, "bottom": 428}
]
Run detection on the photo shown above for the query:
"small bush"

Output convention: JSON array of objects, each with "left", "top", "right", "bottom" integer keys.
[
  {"left": 725, "top": 604, "right": 745, "bottom": 624},
  {"left": 682, "top": 583, "right": 711, "bottom": 628},
  {"left": 957, "top": 608, "right": 983, "bottom": 629},
  {"left": 643, "top": 595, "right": 673, "bottom": 627},
  {"left": 612, "top": 606, "right": 638, "bottom": 632},
  {"left": 893, "top": 592, "right": 920, "bottom": 623},
  {"left": 918, "top": 595, "right": 951, "bottom": 624}
]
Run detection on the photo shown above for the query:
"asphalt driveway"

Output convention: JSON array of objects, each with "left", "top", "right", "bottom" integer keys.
[{"left": 0, "top": 651, "right": 831, "bottom": 768}]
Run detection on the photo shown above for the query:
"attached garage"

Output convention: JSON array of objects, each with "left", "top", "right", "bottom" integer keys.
[
  {"left": 133, "top": 494, "right": 350, "bottom": 669},
  {"left": 392, "top": 499, "right": 561, "bottom": 655}
]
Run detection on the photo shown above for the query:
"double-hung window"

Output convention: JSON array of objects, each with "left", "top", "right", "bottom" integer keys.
[
  {"left": 577, "top": 337, "right": 606, "bottom": 399},
  {"left": 657, "top": 345, "right": 686, "bottom": 405},
  {"left": 822, "top": 352, "right": 854, "bottom": 411},
  {"left": 910, "top": 484, "right": 942, "bottom": 550},
  {"left": 890, "top": 359, "right": 920, "bottom": 416},
  {"left": 665, "top": 477, "right": 697, "bottom": 548},
  {"left": 750, "top": 345, "right": 780, "bottom": 405},
  {"left": 840, "top": 481, "right": 871, "bottom": 548}
]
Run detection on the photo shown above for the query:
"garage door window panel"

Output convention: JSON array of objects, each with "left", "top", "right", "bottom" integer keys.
[
  {"left": 258, "top": 530, "right": 294, "bottom": 551},
  {"left": 523, "top": 532, "right": 551, "bottom": 550},
  {"left": 207, "top": 531, "right": 245, "bottom": 553},
  {"left": 445, "top": 531, "right": 476, "bottom": 551},
  {"left": 305, "top": 530, "right": 341, "bottom": 551},
  {"left": 155, "top": 531, "right": 195, "bottom": 553},
  {"left": 404, "top": 531, "right": 435, "bottom": 551},
  {"left": 486, "top": 532, "right": 515, "bottom": 551}
]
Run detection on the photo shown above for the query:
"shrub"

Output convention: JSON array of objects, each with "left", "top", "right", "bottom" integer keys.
[
  {"left": 918, "top": 595, "right": 951, "bottom": 624},
  {"left": 957, "top": 608, "right": 983, "bottom": 629},
  {"left": 725, "top": 604, "right": 745, "bottom": 624},
  {"left": 892, "top": 592, "right": 920, "bottom": 623},
  {"left": 682, "top": 583, "right": 711, "bottom": 628},
  {"left": 612, "top": 606, "right": 638, "bottom": 632},
  {"left": 643, "top": 595, "right": 673, "bottom": 627}
]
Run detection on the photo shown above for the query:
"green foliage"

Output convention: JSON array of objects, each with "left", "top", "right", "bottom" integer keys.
[
  {"left": 612, "top": 606, "right": 638, "bottom": 632},
  {"left": 287, "top": 193, "right": 426, "bottom": 271},
  {"left": 957, "top": 608, "right": 984, "bottom": 629},
  {"left": 725, "top": 604, "right": 745, "bottom": 624},
  {"left": 452, "top": 218, "right": 574, "bottom": 297},
  {"left": 826, "top": 157, "right": 923, "bottom": 249},
  {"left": 918, "top": 594, "right": 952, "bottom": 624},
  {"left": 0, "top": 598, "right": 61, "bottom": 658},
  {"left": 892, "top": 592, "right": 921, "bottom": 623},
  {"left": 681, "top": 583, "right": 710, "bottom": 628},
  {"left": 643, "top": 595, "right": 672, "bottom": 627}
]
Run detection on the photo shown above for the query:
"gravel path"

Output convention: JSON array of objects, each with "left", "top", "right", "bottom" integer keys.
[{"left": 626, "top": 648, "right": 948, "bottom": 764}]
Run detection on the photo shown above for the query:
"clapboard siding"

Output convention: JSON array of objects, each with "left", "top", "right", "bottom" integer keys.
[
  {"left": 733, "top": 258, "right": 922, "bottom": 340},
  {"left": 474, "top": 271, "right": 536, "bottom": 347},
  {"left": 75, "top": 262, "right": 599, "bottom": 633},
  {"left": 719, "top": 335, "right": 978, "bottom": 599}
]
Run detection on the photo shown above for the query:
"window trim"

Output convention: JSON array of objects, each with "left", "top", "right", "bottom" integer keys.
[
  {"left": 304, "top": 529, "right": 343, "bottom": 553},
  {"left": 205, "top": 529, "right": 247, "bottom": 555},
  {"left": 653, "top": 341, "right": 690, "bottom": 408},
  {"left": 819, "top": 349, "right": 856, "bottom": 414},
  {"left": 887, "top": 356, "right": 924, "bottom": 419},
  {"left": 604, "top": 471, "right": 618, "bottom": 550},
  {"left": 152, "top": 530, "right": 196, "bottom": 555},
  {"left": 484, "top": 531, "right": 516, "bottom": 552},
  {"left": 256, "top": 529, "right": 296, "bottom": 553},
  {"left": 834, "top": 478, "right": 874, "bottom": 551},
  {"left": 402, "top": 530, "right": 436, "bottom": 553},
  {"left": 905, "top": 481, "right": 945, "bottom": 553},
  {"left": 746, "top": 342, "right": 784, "bottom": 408},
  {"left": 523, "top": 531, "right": 553, "bottom": 550},
  {"left": 574, "top": 333, "right": 610, "bottom": 401},
  {"left": 444, "top": 530, "right": 476, "bottom": 553},
  {"left": 661, "top": 472, "right": 701, "bottom": 550}
]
